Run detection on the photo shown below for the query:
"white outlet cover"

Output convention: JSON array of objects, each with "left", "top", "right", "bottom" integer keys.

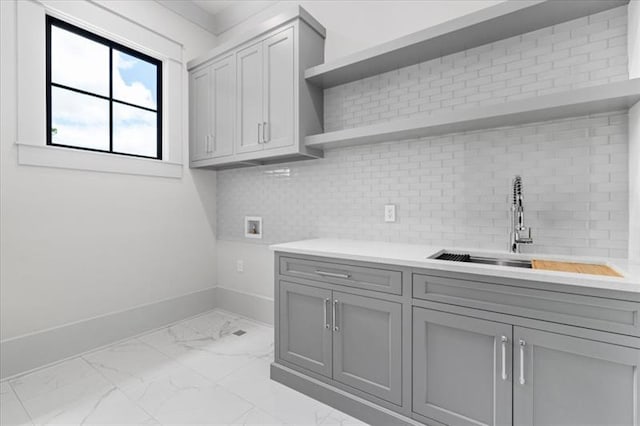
[{"left": 384, "top": 204, "right": 396, "bottom": 222}]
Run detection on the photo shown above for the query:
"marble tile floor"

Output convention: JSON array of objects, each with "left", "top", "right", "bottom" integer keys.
[{"left": 0, "top": 310, "right": 367, "bottom": 426}]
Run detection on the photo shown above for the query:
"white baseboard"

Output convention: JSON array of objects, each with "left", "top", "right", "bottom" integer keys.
[
  {"left": 0, "top": 287, "right": 216, "bottom": 380},
  {"left": 215, "top": 286, "right": 274, "bottom": 325}
]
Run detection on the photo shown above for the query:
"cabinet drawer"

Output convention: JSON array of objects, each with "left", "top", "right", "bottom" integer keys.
[
  {"left": 413, "top": 273, "right": 640, "bottom": 336},
  {"left": 280, "top": 257, "right": 402, "bottom": 295}
]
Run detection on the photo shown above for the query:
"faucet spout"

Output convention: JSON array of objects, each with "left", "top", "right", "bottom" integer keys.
[{"left": 509, "top": 175, "right": 533, "bottom": 253}]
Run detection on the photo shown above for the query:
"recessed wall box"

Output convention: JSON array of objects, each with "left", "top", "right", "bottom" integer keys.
[{"left": 245, "top": 216, "right": 263, "bottom": 239}]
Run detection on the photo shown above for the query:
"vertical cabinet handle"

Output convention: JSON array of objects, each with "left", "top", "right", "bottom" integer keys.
[
  {"left": 333, "top": 300, "right": 339, "bottom": 332},
  {"left": 263, "top": 122, "right": 268, "bottom": 143},
  {"left": 205, "top": 135, "right": 210, "bottom": 153},
  {"left": 519, "top": 339, "right": 526, "bottom": 385},
  {"left": 211, "top": 134, "right": 215, "bottom": 153},
  {"left": 323, "top": 298, "right": 330, "bottom": 329},
  {"left": 501, "top": 336, "right": 508, "bottom": 381},
  {"left": 257, "top": 123, "right": 262, "bottom": 144}
]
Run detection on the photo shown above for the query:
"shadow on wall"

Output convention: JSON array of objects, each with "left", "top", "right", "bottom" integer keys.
[{"left": 191, "top": 168, "right": 217, "bottom": 236}]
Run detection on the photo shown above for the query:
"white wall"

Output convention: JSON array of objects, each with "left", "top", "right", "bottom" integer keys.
[
  {"left": 630, "top": 101, "right": 640, "bottom": 262},
  {"left": 629, "top": 0, "right": 639, "bottom": 79},
  {"left": 0, "top": 0, "right": 218, "bottom": 340},
  {"left": 215, "top": 0, "right": 504, "bottom": 62}
]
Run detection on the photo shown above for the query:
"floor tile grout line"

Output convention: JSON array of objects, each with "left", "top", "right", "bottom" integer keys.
[
  {"left": 7, "top": 379, "right": 36, "bottom": 425},
  {"left": 132, "top": 319, "right": 259, "bottom": 388},
  {"left": 1, "top": 307, "right": 231, "bottom": 384},
  {"left": 4, "top": 309, "right": 283, "bottom": 426},
  {"left": 79, "top": 349, "right": 163, "bottom": 426}
]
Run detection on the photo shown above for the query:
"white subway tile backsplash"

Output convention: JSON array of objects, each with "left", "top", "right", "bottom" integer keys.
[
  {"left": 217, "top": 111, "right": 629, "bottom": 257},
  {"left": 324, "top": 6, "right": 628, "bottom": 133}
]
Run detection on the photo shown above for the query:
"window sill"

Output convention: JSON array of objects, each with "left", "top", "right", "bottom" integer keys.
[{"left": 16, "top": 143, "right": 183, "bottom": 178}]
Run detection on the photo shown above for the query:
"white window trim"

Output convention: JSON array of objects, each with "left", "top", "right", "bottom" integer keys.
[{"left": 15, "top": 0, "right": 185, "bottom": 178}]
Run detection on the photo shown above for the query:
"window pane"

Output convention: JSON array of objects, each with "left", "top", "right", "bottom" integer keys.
[
  {"left": 51, "top": 26, "right": 109, "bottom": 96},
  {"left": 113, "top": 103, "right": 158, "bottom": 157},
  {"left": 51, "top": 87, "right": 109, "bottom": 151},
  {"left": 113, "top": 50, "right": 158, "bottom": 110}
]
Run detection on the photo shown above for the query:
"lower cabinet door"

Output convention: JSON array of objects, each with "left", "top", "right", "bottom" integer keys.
[
  {"left": 278, "top": 281, "right": 332, "bottom": 377},
  {"left": 332, "top": 291, "right": 402, "bottom": 405},
  {"left": 513, "top": 326, "right": 640, "bottom": 426},
  {"left": 413, "top": 307, "right": 512, "bottom": 426}
]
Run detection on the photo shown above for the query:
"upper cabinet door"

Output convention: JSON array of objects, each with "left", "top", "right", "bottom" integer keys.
[
  {"left": 332, "top": 291, "right": 403, "bottom": 405},
  {"left": 190, "top": 66, "right": 211, "bottom": 161},
  {"left": 236, "top": 42, "right": 264, "bottom": 154},
  {"left": 278, "top": 281, "right": 333, "bottom": 378},
  {"left": 210, "top": 56, "right": 234, "bottom": 158},
  {"left": 413, "top": 308, "right": 512, "bottom": 426},
  {"left": 513, "top": 326, "right": 640, "bottom": 426},
  {"left": 262, "top": 27, "right": 295, "bottom": 150}
]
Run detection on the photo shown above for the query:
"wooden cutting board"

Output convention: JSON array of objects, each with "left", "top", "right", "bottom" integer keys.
[{"left": 532, "top": 259, "right": 622, "bottom": 277}]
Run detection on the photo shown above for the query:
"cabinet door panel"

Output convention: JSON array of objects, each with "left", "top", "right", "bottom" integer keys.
[
  {"left": 236, "top": 42, "right": 263, "bottom": 154},
  {"left": 413, "top": 308, "right": 512, "bottom": 426},
  {"left": 279, "top": 281, "right": 332, "bottom": 378},
  {"left": 210, "top": 56, "right": 234, "bottom": 158},
  {"left": 190, "top": 67, "right": 210, "bottom": 161},
  {"left": 514, "top": 327, "right": 640, "bottom": 426},
  {"left": 333, "top": 291, "right": 402, "bottom": 405},
  {"left": 262, "top": 27, "right": 295, "bottom": 150}
]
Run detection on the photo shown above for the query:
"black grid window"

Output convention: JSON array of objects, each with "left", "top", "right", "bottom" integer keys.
[{"left": 46, "top": 16, "right": 163, "bottom": 160}]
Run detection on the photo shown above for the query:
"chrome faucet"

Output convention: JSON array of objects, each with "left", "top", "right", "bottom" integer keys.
[{"left": 509, "top": 175, "right": 533, "bottom": 253}]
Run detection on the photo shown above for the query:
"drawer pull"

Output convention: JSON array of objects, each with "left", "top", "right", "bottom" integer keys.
[
  {"left": 315, "top": 270, "right": 351, "bottom": 279},
  {"left": 333, "top": 299, "right": 339, "bottom": 332},
  {"left": 519, "top": 339, "right": 526, "bottom": 385},
  {"left": 501, "top": 336, "right": 508, "bottom": 381}
]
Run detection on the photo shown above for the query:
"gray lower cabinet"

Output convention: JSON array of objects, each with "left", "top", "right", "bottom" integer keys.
[
  {"left": 274, "top": 255, "right": 640, "bottom": 426},
  {"left": 278, "top": 280, "right": 403, "bottom": 405},
  {"left": 413, "top": 307, "right": 512, "bottom": 426},
  {"left": 279, "top": 281, "right": 332, "bottom": 377},
  {"left": 513, "top": 326, "right": 640, "bottom": 426},
  {"left": 333, "top": 291, "right": 402, "bottom": 405}
]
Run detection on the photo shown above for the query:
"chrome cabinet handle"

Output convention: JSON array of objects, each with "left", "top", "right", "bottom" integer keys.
[
  {"left": 501, "top": 336, "right": 508, "bottom": 381},
  {"left": 263, "top": 121, "right": 268, "bottom": 143},
  {"left": 211, "top": 134, "right": 215, "bottom": 153},
  {"left": 333, "top": 300, "right": 339, "bottom": 332},
  {"left": 323, "top": 298, "right": 330, "bottom": 329},
  {"left": 257, "top": 123, "right": 262, "bottom": 144},
  {"left": 205, "top": 135, "right": 210, "bottom": 153},
  {"left": 315, "top": 270, "right": 351, "bottom": 279},
  {"left": 519, "top": 339, "right": 526, "bottom": 385}
]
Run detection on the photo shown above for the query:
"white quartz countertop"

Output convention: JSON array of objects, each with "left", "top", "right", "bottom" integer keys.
[{"left": 270, "top": 239, "right": 640, "bottom": 294}]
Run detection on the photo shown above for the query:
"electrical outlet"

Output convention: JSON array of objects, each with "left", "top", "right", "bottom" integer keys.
[
  {"left": 236, "top": 260, "right": 244, "bottom": 273},
  {"left": 384, "top": 204, "right": 396, "bottom": 222}
]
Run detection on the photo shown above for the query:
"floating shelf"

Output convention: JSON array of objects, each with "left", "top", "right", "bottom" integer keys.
[
  {"left": 305, "top": 0, "right": 629, "bottom": 89},
  {"left": 305, "top": 80, "right": 640, "bottom": 149}
]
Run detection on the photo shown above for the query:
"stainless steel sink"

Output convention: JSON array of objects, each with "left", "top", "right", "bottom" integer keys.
[{"left": 432, "top": 252, "right": 532, "bottom": 269}]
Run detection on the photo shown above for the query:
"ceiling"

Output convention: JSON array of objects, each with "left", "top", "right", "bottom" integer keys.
[{"left": 192, "top": 0, "right": 237, "bottom": 16}]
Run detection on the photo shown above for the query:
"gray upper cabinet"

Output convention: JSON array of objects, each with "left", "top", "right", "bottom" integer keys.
[
  {"left": 333, "top": 291, "right": 402, "bottom": 405},
  {"left": 188, "top": 7, "right": 325, "bottom": 169},
  {"left": 210, "top": 56, "right": 234, "bottom": 158},
  {"left": 413, "top": 307, "right": 512, "bottom": 426},
  {"left": 279, "top": 280, "right": 332, "bottom": 378},
  {"left": 189, "top": 66, "right": 211, "bottom": 162},
  {"left": 236, "top": 27, "right": 295, "bottom": 154},
  {"left": 189, "top": 56, "right": 234, "bottom": 161},
  {"left": 236, "top": 41, "right": 263, "bottom": 155},
  {"left": 262, "top": 27, "right": 295, "bottom": 150},
  {"left": 513, "top": 326, "right": 640, "bottom": 426}
]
